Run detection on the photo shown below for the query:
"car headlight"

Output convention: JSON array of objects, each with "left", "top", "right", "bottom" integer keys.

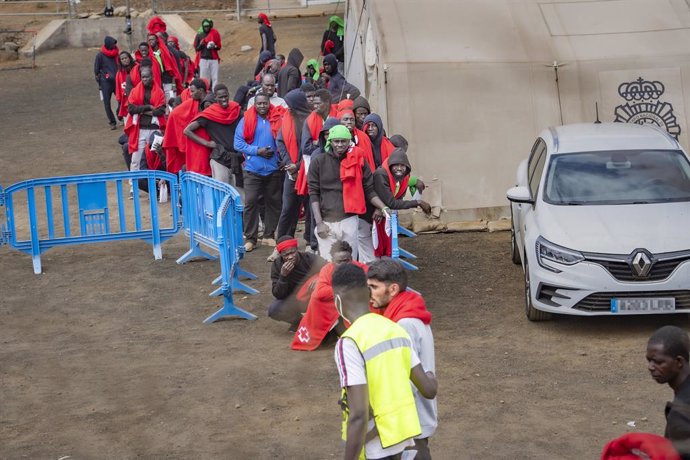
[{"left": 535, "top": 236, "right": 584, "bottom": 273}]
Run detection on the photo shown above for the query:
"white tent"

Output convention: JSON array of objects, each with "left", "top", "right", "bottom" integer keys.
[{"left": 344, "top": 0, "right": 690, "bottom": 221}]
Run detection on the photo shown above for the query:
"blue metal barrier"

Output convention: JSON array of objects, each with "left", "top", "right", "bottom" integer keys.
[
  {"left": 391, "top": 211, "right": 418, "bottom": 271},
  {"left": 177, "top": 172, "right": 257, "bottom": 297},
  {"left": 0, "top": 171, "right": 180, "bottom": 274}
]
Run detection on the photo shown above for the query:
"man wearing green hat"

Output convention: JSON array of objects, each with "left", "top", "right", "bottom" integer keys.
[
  {"left": 308, "top": 125, "right": 389, "bottom": 261},
  {"left": 193, "top": 18, "right": 222, "bottom": 90},
  {"left": 321, "top": 15, "right": 344, "bottom": 64}
]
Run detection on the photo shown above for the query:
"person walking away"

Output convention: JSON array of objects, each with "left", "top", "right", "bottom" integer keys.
[
  {"left": 258, "top": 13, "right": 276, "bottom": 58},
  {"left": 234, "top": 93, "right": 284, "bottom": 252},
  {"left": 277, "top": 48, "right": 303, "bottom": 98},
  {"left": 193, "top": 18, "right": 222, "bottom": 90},
  {"left": 332, "top": 263, "right": 437, "bottom": 460},
  {"left": 647, "top": 325, "right": 690, "bottom": 458},
  {"left": 367, "top": 258, "right": 437, "bottom": 459},
  {"left": 183, "top": 84, "right": 241, "bottom": 183},
  {"left": 94, "top": 36, "right": 119, "bottom": 130},
  {"left": 125, "top": 67, "right": 167, "bottom": 186}
]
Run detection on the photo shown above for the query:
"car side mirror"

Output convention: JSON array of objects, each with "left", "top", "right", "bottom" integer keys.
[{"left": 506, "top": 185, "right": 534, "bottom": 204}]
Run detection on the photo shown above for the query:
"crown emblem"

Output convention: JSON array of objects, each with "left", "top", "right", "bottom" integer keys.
[{"left": 618, "top": 77, "right": 665, "bottom": 101}]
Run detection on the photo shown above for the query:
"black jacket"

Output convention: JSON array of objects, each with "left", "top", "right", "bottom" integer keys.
[
  {"left": 666, "top": 376, "right": 690, "bottom": 459},
  {"left": 373, "top": 148, "right": 419, "bottom": 210},
  {"left": 277, "top": 48, "right": 304, "bottom": 98}
]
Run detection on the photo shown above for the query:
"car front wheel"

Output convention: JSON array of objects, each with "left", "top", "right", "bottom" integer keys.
[{"left": 524, "top": 258, "right": 552, "bottom": 321}]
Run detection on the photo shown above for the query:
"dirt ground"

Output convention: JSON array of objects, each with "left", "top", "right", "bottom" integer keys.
[{"left": 1, "top": 14, "right": 690, "bottom": 460}]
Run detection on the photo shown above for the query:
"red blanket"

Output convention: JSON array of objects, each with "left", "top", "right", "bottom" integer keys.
[
  {"left": 243, "top": 105, "right": 285, "bottom": 143},
  {"left": 150, "top": 43, "right": 183, "bottom": 92},
  {"left": 354, "top": 127, "right": 375, "bottom": 171},
  {"left": 115, "top": 68, "right": 131, "bottom": 118},
  {"left": 129, "top": 62, "right": 162, "bottom": 90},
  {"left": 379, "top": 290, "right": 432, "bottom": 324},
  {"left": 185, "top": 102, "right": 241, "bottom": 176},
  {"left": 600, "top": 433, "right": 680, "bottom": 460},
  {"left": 194, "top": 28, "right": 222, "bottom": 66},
  {"left": 281, "top": 112, "right": 308, "bottom": 195},
  {"left": 124, "top": 82, "right": 166, "bottom": 154},
  {"left": 291, "top": 261, "right": 367, "bottom": 351},
  {"left": 163, "top": 98, "right": 199, "bottom": 174},
  {"left": 374, "top": 157, "right": 411, "bottom": 257},
  {"left": 340, "top": 146, "right": 367, "bottom": 215}
]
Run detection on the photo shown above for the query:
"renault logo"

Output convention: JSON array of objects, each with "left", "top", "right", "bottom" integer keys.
[{"left": 631, "top": 251, "right": 653, "bottom": 277}]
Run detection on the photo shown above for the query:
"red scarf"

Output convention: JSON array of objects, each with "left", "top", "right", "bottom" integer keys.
[
  {"left": 123, "top": 82, "right": 166, "bottom": 154},
  {"left": 129, "top": 62, "right": 162, "bottom": 90},
  {"left": 163, "top": 98, "right": 200, "bottom": 174},
  {"left": 242, "top": 105, "right": 284, "bottom": 144},
  {"left": 258, "top": 12, "right": 272, "bottom": 27},
  {"left": 306, "top": 111, "right": 324, "bottom": 141},
  {"left": 150, "top": 43, "right": 183, "bottom": 92},
  {"left": 194, "top": 28, "right": 222, "bottom": 66},
  {"left": 291, "top": 261, "right": 367, "bottom": 351},
  {"left": 281, "top": 112, "right": 308, "bottom": 195},
  {"left": 353, "top": 127, "right": 375, "bottom": 171},
  {"left": 339, "top": 146, "right": 367, "bottom": 215},
  {"left": 101, "top": 45, "right": 119, "bottom": 58},
  {"left": 115, "top": 67, "right": 132, "bottom": 118},
  {"left": 380, "top": 136, "right": 395, "bottom": 166},
  {"left": 383, "top": 157, "right": 410, "bottom": 197},
  {"left": 381, "top": 290, "right": 432, "bottom": 324},
  {"left": 184, "top": 102, "right": 241, "bottom": 176},
  {"left": 374, "top": 156, "right": 411, "bottom": 257}
]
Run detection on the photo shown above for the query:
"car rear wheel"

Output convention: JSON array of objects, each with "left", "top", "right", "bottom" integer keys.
[{"left": 524, "top": 259, "right": 552, "bottom": 321}]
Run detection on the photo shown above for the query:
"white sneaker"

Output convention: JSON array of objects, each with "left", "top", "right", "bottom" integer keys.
[
  {"left": 244, "top": 241, "right": 255, "bottom": 252},
  {"left": 262, "top": 238, "right": 276, "bottom": 247}
]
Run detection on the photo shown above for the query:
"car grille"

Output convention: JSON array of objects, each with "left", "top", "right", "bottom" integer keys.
[
  {"left": 593, "top": 256, "right": 690, "bottom": 281},
  {"left": 573, "top": 290, "right": 690, "bottom": 312}
]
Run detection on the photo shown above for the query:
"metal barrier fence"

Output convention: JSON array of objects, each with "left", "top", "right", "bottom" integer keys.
[
  {"left": 0, "top": 170, "right": 180, "bottom": 274},
  {"left": 390, "top": 211, "right": 418, "bottom": 271},
  {"left": 0, "top": 0, "right": 72, "bottom": 17}
]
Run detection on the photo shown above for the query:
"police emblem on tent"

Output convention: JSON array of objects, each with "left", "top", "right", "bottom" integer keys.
[{"left": 614, "top": 77, "right": 681, "bottom": 139}]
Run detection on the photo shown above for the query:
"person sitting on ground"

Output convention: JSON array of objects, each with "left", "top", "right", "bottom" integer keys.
[
  {"left": 320, "top": 16, "right": 344, "bottom": 64},
  {"left": 94, "top": 35, "right": 119, "bottom": 130},
  {"left": 184, "top": 84, "right": 241, "bottom": 183},
  {"left": 332, "top": 263, "right": 437, "bottom": 460},
  {"left": 373, "top": 148, "right": 432, "bottom": 257},
  {"left": 268, "top": 236, "right": 326, "bottom": 330},
  {"left": 367, "top": 258, "right": 437, "bottom": 459},
  {"left": 163, "top": 78, "right": 207, "bottom": 175},
  {"left": 291, "top": 241, "right": 365, "bottom": 351},
  {"left": 277, "top": 48, "right": 304, "bottom": 98},
  {"left": 647, "top": 325, "right": 690, "bottom": 458},
  {"left": 322, "top": 53, "right": 346, "bottom": 102}
]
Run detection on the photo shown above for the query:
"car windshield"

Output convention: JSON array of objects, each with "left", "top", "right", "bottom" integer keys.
[{"left": 543, "top": 149, "right": 690, "bottom": 205}]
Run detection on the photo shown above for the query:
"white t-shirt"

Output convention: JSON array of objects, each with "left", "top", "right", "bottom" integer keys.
[
  {"left": 398, "top": 317, "right": 438, "bottom": 439},
  {"left": 334, "top": 337, "right": 419, "bottom": 459}
]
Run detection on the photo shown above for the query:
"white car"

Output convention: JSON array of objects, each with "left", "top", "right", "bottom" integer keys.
[{"left": 507, "top": 123, "right": 690, "bottom": 321}]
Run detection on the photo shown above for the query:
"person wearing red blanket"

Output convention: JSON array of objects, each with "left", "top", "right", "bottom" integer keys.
[
  {"left": 184, "top": 84, "right": 241, "bottom": 181},
  {"left": 193, "top": 18, "right": 221, "bottom": 90},
  {"left": 167, "top": 36, "right": 195, "bottom": 87},
  {"left": 373, "top": 148, "right": 432, "bottom": 258},
  {"left": 94, "top": 35, "right": 119, "bottom": 129},
  {"left": 291, "top": 241, "right": 365, "bottom": 351},
  {"left": 115, "top": 50, "right": 135, "bottom": 123},
  {"left": 268, "top": 236, "right": 326, "bottom": 331},
  {"left": 147, "top": 33, "right": 182, "bottom": 100},
  {"left": 307, "top": 125, "right": 388, "bottom": 261},
  {"left": 163, "top": 79, "right": 207, "bottom": 175},
  {"left": 146, "top": 16, "right": 167, "bottom": 36},
  {"left": 601, "top": 433, "right": 680, "bottom": 460},
  {"left": 647, "top": 326, "right": 690, "bottom": 459},
  {"left": 273, "top": 89, "right": 313, "bottom": 261},
  {"left": 368, "top": 258, "right": 437, "bottom": 460},
  {"left": 128, "top": 56, "right": 162, "bottom": 94},
  {"left": 125, "top": 67, "right": 166, "bottom": 177},
  {"left": 301, "top": 88, "right": 337, "bottom": 161}
]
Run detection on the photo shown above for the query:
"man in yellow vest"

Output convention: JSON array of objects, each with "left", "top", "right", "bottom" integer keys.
[{"left": 332, "top": 263, "right": 438, "bottom": 460}]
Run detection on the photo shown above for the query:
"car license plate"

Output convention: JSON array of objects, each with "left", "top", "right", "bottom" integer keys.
[{"left": 610, "top": 297, "right": 676, "bottom": 313}]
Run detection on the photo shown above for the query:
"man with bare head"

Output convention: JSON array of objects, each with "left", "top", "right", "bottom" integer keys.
[{"left": 247, "top": 73, "right": 288, "bottom": 109}]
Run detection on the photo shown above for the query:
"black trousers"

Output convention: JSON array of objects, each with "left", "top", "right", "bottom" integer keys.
[
  {"left": 100, "top": 79, "right": 117, "bottom": 125},
  {"left": 243, "top": 171, "right": 283, "bottom": 243},
  {"left": 276, "top": 175, "right": 312, "bottom": 241}
]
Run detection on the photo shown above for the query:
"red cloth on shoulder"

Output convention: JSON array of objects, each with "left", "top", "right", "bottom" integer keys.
[
  {"left": 147, "top": 16, "right": 167, "bottom": 35},
  {"left": 101, "top": 45, "right": 119, "bottom": 58},
  {"left": 194, "top": 28, "right": 222, "bottom": 66},
  {"left": 306, "top": 111, "right": 324, "bottom": 142},
  {"left": 123, "top": 82, "right": 166, "bottom": 154},
  {"left": 115, "top": 67, "right": 131, "bottom": 118},
  {"left": 242, "top": 105, "right": 285, "bottom": 143},
  {"left": 291, "top": 261, "right": 367, "bottom": 351},
  {"left": 340, "top": 146, "right": 367, "bottom": 215},
  {"left": 281, "top": 112, "right": 308, "bottom": 196},
  {"left": 374, "top": 157, "right": 410, "bottom": 257},
  {"left": 163, "top": 98, "right": 199, "bottom": 174},
  {"left": 150, "top": 43, "right": 183, "bottom": 92},
  {"left": 601, "top": 433, "right": 680, "bottom": 460},
  {"left": 354, "top": 127, "right": 375, "bottom": 171},
  {"left": 130, "top": 62, "right": 162, "bottom": 90},
  {"left": 380, "top": 136, "right": 395, "bottom": 166},
  {"left": 145, "top": 143, "right": 165, "bottom": 171},
  {"left": 380, "top": 290, "right": 432, "bottom": 324},
  {"left": 184, "top": 102, "right": 241, "bottom": 176}
]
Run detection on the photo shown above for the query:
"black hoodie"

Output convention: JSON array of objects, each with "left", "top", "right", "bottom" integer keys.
[
  {"left": 277, "top": 48, "right": 304, "bottom": 98},
  {"left": 373, "top": 148, "right": 419, "bottom": 210}
]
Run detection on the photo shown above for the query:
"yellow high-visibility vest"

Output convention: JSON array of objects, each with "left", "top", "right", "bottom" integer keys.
[{"left": 341, "top": 313, "right": 421, "bottom": 453}]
